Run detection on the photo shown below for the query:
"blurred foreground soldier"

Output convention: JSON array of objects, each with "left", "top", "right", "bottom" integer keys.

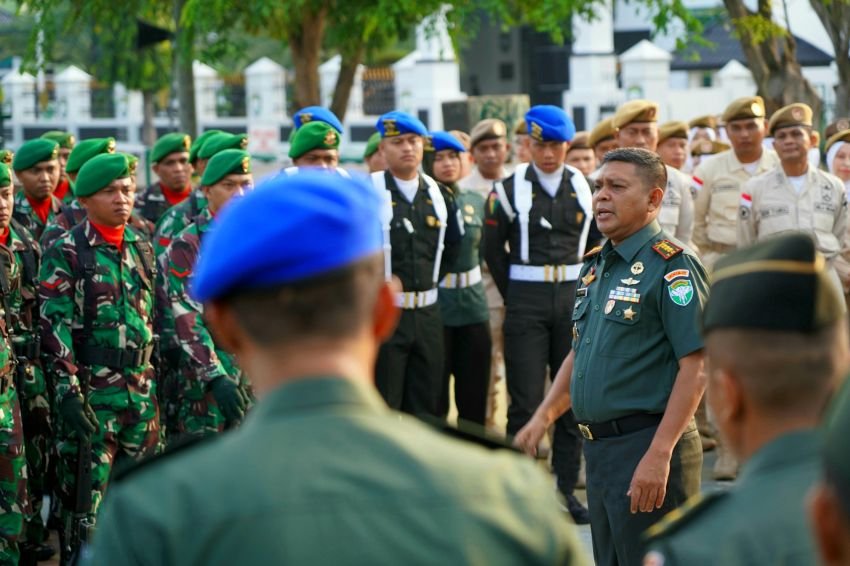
[
  {"left": 645, "top": 233, "right": 849, "bottom": 566},
  {"left": 363, "top": 132, "right": 386, "bottom": 173},
  {"left": 810, "top": 373, "right": 850, "bottom": 566},
  {"left": 371, "top": 111, "right": 462, "bottom": 416},
  {"left": 85, "top": 170, "right": 588, "bottom": 566},
  {"left": 135, "top": 133, "right": 193, "bottom": 227},
  {"left": 566, "top": 131, "right": 596, "bottom": 176},
  {"left": 739, "top": 103, "right": 849, "bottom": 298},
  {"left": 656, "top": 122, "right": 689, "bottom": 171},
  {"left": 589, "top": 118, "right": 618, "bottom": 176},
  {"left": 614, "top": 100, "right": 695, "bottom": 245},
  {"left": 484, "top": 105, "right": 593, "bottom": 524},
  {"left": 516, "top": 148, "right": 707, "bottom": 565},
  {"left": 40, "top": 153, "right": 160, "bottom": 524},
  {"left": 40, "top": 131, "right": 75, "bottom": 202},
  {"left": 164, "top": 150, "right": 254, "bottom": 438},
  {"left": 12, "top": 139, "right": 62, "bottom": 241}
]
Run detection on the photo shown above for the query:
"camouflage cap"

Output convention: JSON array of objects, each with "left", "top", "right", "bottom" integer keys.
[
  {"left": 0, "top": 163, "right": 11, "bottom": 187},
  {"left": 189, "top": 129, "right": 225, "bottom": 163},
  {"left": 613, "top": 100, "right": 659, "bottom": 129},
  {"left": 658, "top": 121, "right": 689, "bottom": 144},
  {"left": 825, "top": 129, "right": 850, "bottom": 154},
  {"left": 40, "top": 130, "right": 76, "bottom": 149},
  {"left": 65, "top": 137, "right": 116, "bottom": 174},
  {"left": 74, "top": 153, "right": 130, "bottom": 198},
  {"left": 768, "top": 103, "right": 813, "bottom": 136},
  {"left": 688, "top": 114, "right": 718, "bottom": 130},
  {"left": 289, "top": 121, "right": 340, "bottom": 159},
  {"left": 13, "top": 139, "right": 59, "bottom": 171},
  {"left": 822, "top": 375, "right": 850, "bottom": 516},
  {"left": 825, "top": 118, "right": 850, "bottom": 141},
  {"left": 703, "top": 233, "right": 842, "bottom": 334},
  {"left": 567, "top": 131, "right": 591, "bottom": 151},
  {"left": 588, "top": 117, "right": 616, "bottom": 148},
  {"left": 363, "top": 132, "right": 381, "bottom": 159},
  {"left": 151, "top": 132, "right": 191, "bottom": 163},
  {"left": 470, "top": 119, "right": 507, "bottom": 147},
  {"left": 722, "top": 96, "right": 765, "bottom": 124},
  {"left": 0, "top": 150, "right": 13, "bottom": 166},
  {"left": 198, "top": 133, "right": 249, "bottom": 160},
  {"left": 201, "top": 149, "right": 251, "bottom": 187}
]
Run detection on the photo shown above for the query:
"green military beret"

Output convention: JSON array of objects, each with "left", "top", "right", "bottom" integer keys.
[
  {"left": 151, "top": 132, "right": 191, "bottom": 164},
  {"left": 189, "top": 129, "right": 225, "bottom": 163},
  {"left": 65, "top": 138, "right": 117, "bottom": 174},
  {"left": 120, "top": 152, "right": 139, "bottom": 176},
  {"left": 74, "top": 153, "right": 130, "bottom": 198},
  {"left": 13, "top": 139, "right": 59, "bottom": 171},
  {"left": 613, "top": 99, "right": 659, "bottom": 129},
  {"left": 823, "top": 375, "right": 850, "bottom": 515},
  {"left": 288, "top": 121, "right": 340, "bottom": 159},
  {"left": 768, "top": 103, "right": 813, "bottom": 136},
  {"left": 722, "top": 97, "right": 765, "bottom": 124},
  {"left": 41, "top": 130, "right": 76, "bottom": 149},
  {"left": 0, "top": 150, "right": 13, "bottom": 166},
  {"left": 364, "top": 132, "right": 381, "bottom": 159},
  {"left": 703, "top": 234, "right": 842, "bottom": 334},
  {"left": 198, "top": 133, "right": 248, "bottom": 160},
  {"left": 201, "top": 149, "right": 251, "bottom": 187},
  {"left": 658, "top": 121, "right": 689, "bottom": 144},
  {"left": 0, "top": 163, "right": 11, "bottom": 187}
]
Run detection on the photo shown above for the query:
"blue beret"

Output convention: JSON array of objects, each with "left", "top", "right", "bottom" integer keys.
[
  {"left": 428, "top": 131, "right": 466, "bottom": 153},
  {"left": 191, "top": 171, "right": 383, "bottom": 302},
  {"left": 525, "top": 105, "right": 576, "bottom": 142},
  {"left": 293, "top": 106, "right": 344, "bottom": 134},
  {"left": 376, "top": 111, "right": 428, "bottom": 138}
]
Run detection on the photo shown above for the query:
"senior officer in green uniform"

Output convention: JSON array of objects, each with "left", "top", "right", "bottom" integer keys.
[
  {"left": 644, "top": 233, "right": 848, "bottom": 566},
  {"left": 810, "top": 372, "right": 850, "bottom": 566},
  {"left": 483, "top": 105, "right": 594, "bottom": 524},
  {"left": 85, "top": 170, "right": 588, "bottom": 566},
  {"left": 516, "top": 148, "right": 707, "bottom": 566},
  {"left": 371, "top": 111, "right": 462, "bottom": 417}
]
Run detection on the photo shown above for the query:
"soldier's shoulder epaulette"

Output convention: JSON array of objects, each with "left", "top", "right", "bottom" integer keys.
[
  {"left": 583, "top": 245, "right": 603, "bottom": 260},
  {"left": 643, "top": 491, "right": 726, "bottom": 542},
  {"left": 111, "top": 433, "right": 213, "bottom": 483},
  {"left": 652, "top": 239, "right": 684, "bottom": 260}
]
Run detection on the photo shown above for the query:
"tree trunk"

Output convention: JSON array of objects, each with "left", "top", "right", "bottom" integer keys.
[
  {"left": 172, "top": 0, "right": 197, "bottom": 137},
  {"left": 330, "top": 43, "right": 366, "bottom": 123},
  {"left": 808, "top": 0, "right": 850, "bottom": 119},
  {"left": 142, "top": 89, "right": 157, "bottom": 146},
  {"left": 723, "top": 0, "right": 823, "bottom": 125},
  {"left": 288, "top": 7, "right": 327, "bottom": 109}
]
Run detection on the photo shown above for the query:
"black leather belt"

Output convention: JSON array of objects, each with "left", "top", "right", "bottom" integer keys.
[
  {"left": 77, "top": 344, "right": 154, "bottom": 369},
  {"left": 578, "top": 413, "right": 663, "bottom": 441}
]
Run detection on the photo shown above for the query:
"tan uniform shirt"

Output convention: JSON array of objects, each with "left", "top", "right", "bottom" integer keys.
[
  {"left": 739, "top": 166, "right": 848, "bottom": 260},
  {"left": 693, "top": 149, "right": 779, "bottom": 259},
  {"left": 659, "top": 165, "right": 695, "bottom": 244}
]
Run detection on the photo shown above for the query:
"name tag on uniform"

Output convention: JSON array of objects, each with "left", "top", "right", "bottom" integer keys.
[{"left": 577, "top": 288, "right": 588, "bottom": 297}]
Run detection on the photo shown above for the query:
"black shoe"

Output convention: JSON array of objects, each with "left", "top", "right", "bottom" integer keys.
[
  {"left": 19, "top": 542, "right": 54, "bottom": 565},
  {"left": 563, "top": 494, "right": 591, "bottom": 525},
  {"left": 35, "top": 542, "right": 56, "bottom": 561}
]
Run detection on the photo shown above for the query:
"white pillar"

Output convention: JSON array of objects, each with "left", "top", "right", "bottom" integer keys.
[
  {"left": 716, "top": 60, "right": 757, "bottom": 100},
  {"left": 193, "top": 61, "right": 219, "bottom": 124},
  {"left": 55, "top": 65, "right": 92, "bottom": 121},
  {"left": 244, "top": 57, "right": 286, "bottom": 156},
  {"left": 619, "top": 40, "right": 672, "bottom": 103},
  {"left": 1, "top": 69, "right": 36, "bottom": 146}
]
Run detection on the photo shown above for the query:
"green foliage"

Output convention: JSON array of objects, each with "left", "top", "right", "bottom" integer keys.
[{"left": 730, "top": 13, "right": 788, "bottom": 42}]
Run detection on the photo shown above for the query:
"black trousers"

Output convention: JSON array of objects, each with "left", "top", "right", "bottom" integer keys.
[
  {"left": 375, "top": 305, "right": 444, "bottom": 416},
  {"left": 503, "top": 280, "right": 583, "bottom": 496},
  {"left": 584, "top": 420, "right": 703, "bottom": 566},
  {"left": 437, "top": 321, "right": 492, "bottom": 425}
]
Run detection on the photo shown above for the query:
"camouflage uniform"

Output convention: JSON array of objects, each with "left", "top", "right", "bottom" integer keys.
[
  {"left": 3, "top": 221, "right": 51, "bottom": 548},
  {"left": 12, "top": 192, "right": 62, "bottom": 242},
  {"left": 164, "top": 209, "right": 251, "bottom": 437},
  {"left": 41, "top": 199, "right": 153, "bottom": 252},
  {"left": 0, "top": 244, "right": 30, "bottom": 564},
  {"left": 152, "top": 190, "right": 208, "bottom": 259},
  {"left": 134, "top": 182, "right": 191, "bottom": 229},
  {"left": 39, "top": 220, "right": 159, "bottom": 518}
]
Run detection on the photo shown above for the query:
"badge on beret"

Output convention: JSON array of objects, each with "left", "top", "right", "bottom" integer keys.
[
  {"left": 182, "top": 135, "right": 191, "bottom": 150},
  {"left": 240, "top": 137, "right": 249, "bottom": 150},
  {"left": 751, "top": 102, "right": 764, "bottom": 117},
  {"left": 68, "top": 135, "right": 77, "bottom": 146},
  {"left": 604, "top": 299, "right": 615, "bottom": 314},
  {"left": 50, "top": 147, "right": 59, "bottom": 159},
  {"left": 645, "top": 107, "right": 657, "bottom": 120},
  {"left": 383, "top": 118, "right": 399, "bottom": 137},
  {"left": 324, "top": 130, "right": 337, "bottom": 147},
  {"left": 631, "top": 261, "right": 644, "bottom": 275},
  {"left": 107, "top": 139, "right": 116, "bottom": 153},
  {"left": 668, "top": 279, "right": 694, "bottom": 306},
  {"left": 241, "top": 156, "right": 250, "bottom": 173},
  {"left": 838, "top": 119, "right": 850, "bottom": 131},
  {"left": 791, "top": 107, "right": 804, "bottom": 121},
  {"left": 424, "top": 135, "right": 435, "bottom": 151},
  {"left": 128, "top": 160, "right": 138, "bottom": 174},
  {"left": 493, "top": 121, "right": 506, "bottom": 136},
  {"left": 301, "top": 112, "right": 313, "bottom": 124},
  {"left": 2, "top": 152, "right": 13, "bottom": 165},
  {"left": 530, "top": 121, "right": 544, "bottom": 142}
]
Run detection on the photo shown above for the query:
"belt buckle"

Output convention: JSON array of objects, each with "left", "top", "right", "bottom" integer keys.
[
  {"left": 404, "top": 293, "right": 413, "bottom": 309},
  {"left": 578, "top": 423, "right": 594, "bottom": 440},
  {"left": 544, "top": 265, "right": 553, "bottom": 282}
]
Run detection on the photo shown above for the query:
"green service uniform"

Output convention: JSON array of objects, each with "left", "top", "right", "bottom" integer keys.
[
  {"left": 437, "top": 187, "right": 490, "bottom": 425},
  {"left": 644, "top": 431, "right": 821, "bottom": 565},
  {"left": 571, "top": 220, "right": 707, "bottom": 566},
  {"left": 86, "top": 377, "right": 588, "bottom": 566},
  {"left": 373, "top": 172, "right": 462, "bottom": 416}
]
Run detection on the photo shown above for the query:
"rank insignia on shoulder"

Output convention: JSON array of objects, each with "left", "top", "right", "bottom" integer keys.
[
  {"left": 583, "top": 246, "right": 603, "bottom": 260},
  {"left": 652, "top": 239, "right": 684, "bottom": 260}
]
